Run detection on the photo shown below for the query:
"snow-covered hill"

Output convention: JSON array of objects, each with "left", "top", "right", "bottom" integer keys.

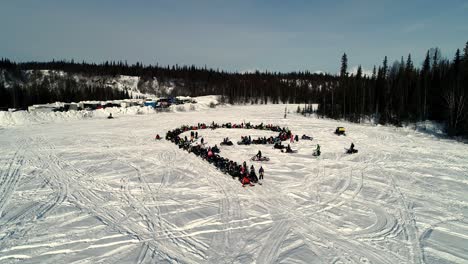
[
  {"left": 0, "top": 104, "right": 467, "bottom": 263},
  {"left": 0, "top": 69, "right": 178, "bottom": 98}
]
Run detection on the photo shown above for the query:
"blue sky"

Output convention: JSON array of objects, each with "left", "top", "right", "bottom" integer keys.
[{"left": 1, "top": 0, "right": 467, "bottom": 73}]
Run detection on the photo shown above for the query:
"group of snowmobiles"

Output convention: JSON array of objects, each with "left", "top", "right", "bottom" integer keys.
[
  {"left": 165, "top": 122, "right": 286, "bottom": 187},
  {"left": 163, "top": 122, "right": 359, "bottom": 187},
  {"left": 334, "top": 127, "right": 359, "bottom": 154}
]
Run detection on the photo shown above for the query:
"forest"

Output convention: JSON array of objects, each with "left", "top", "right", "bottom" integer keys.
[
  {"left": 1, "top": 41, "right": 467, "bottom": 136},
  {"left": 315, "top": 41, "right": 468, "bottom": 136}
]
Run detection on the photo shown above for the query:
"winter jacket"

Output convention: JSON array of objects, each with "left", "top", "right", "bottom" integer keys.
[{"left": 242, "top": 176, "right": 250, "bottom": 185}]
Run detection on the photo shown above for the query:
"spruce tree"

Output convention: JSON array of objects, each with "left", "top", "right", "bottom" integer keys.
[
  {"left": 382, "top": 56, "right": 388, "bottom": 79},
  {"left": 406, "top": 54, "right": 413, "bottom": 72},
  {"left": 356, "top": 65, "right": 362, "bottom": 79},
  {"left": 340, "top": 53, "right": 348, "bottom": 118},
  {"left": 340, "top": 53, "right": 348, "bottom": 78},
  {"left": 421, "top": 51, "right": 431, "bottom": 119},
  {"left": 464, "top": 41, "right": 468, "bottom": 59}
]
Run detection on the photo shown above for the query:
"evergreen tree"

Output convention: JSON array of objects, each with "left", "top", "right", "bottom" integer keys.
[
  {"left": 340, "top": 53, "right": 348, "bottom": 78},
  {"left": 356, "top": 65, "right": 362, "bottom": 79},
  {"left": 421, "top": 51, "right": 431, "bottom": 119},
  {"left": 406, "top": 54, "right": 413, "bottom": 72},
  {"left": 340, "top": 53, "right": 348, "bottom": 118}
]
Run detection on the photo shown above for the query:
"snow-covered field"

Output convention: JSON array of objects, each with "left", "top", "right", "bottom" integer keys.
[{"left": 0, "top": 104, "right": 467, "bottom": 263}]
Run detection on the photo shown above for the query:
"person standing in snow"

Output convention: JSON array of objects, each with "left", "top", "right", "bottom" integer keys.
[
  {"left": 249, "top": 165, "right": 258, "bottom": 182},
  {"left": 290, "top": 134, "right": 294, "bottom": 143},
  {"left": 240, "top": 165, "right": 246, "bottom": 176},
  {"left": 314, "top": 144, "right": 321, "bottom": 156},
  {"left": 256, "top": 150, "right": 262, "bottom": 159},
  {"left": 259, "top": 166, "right": 264, "bottom": 180}
]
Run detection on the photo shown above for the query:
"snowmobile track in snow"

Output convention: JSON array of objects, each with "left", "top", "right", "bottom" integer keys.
[
  {"left": 0, "top": 142, "right": 25, "bottom": 218},
  {"left": 1, "top": 103, "right": 467, "bottom": 263}
]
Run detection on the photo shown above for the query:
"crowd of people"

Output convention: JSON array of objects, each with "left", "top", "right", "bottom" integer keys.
[
  {"left": 165, "top": 122, "right": 297, "bottom": 186},
  {"left": 164, "top": 122, "right": 358, "bottom": 187}
]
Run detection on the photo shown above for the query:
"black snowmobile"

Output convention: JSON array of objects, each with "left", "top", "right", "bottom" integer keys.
[
  {"left": 345, "top": 148, "right": 358, "bottom": 154},
  {"left": 212, "top": 145, "right": 221, "bottom": 154},
  {"left": 220, "top": 141, "right": 234, "bottom": 146},
  {"left": 345, "top": 143, "right": 358, "bottom": 154},
  {"left": 281, "top": 145, "right": 297, "bottom": 153},
  {"left": 273, "top": 143, "right": 286, "bottom": 149}
]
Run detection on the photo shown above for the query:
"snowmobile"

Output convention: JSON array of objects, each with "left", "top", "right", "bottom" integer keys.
[
  {"left": 281, "top": 147, "right": 297, "bottom": 153},
  {"left": 212, "top": 145, "right": 220, "bottom": 153},
  {"left": 273, "top": 143, "right": 286, "bottom": 149},
  {"left": 252, "top": 138, "right": 267, "bottom": 144},
  {"left": 345, "top": 148, "right": 358, "bottom": 154},
  {"left": 301, "top": 135, "right": 313, "bottom": 140},
  {"left": 335, "top": 127, "right": 346, "bottom": 136},
  {"left": 251, "top": 155, "right": 270, "bottom": 162},
  {"left": 220, "top": 141, "right": 234, "bottom": 146}
]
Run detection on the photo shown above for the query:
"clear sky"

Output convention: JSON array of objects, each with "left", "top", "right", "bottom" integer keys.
[{"left": 1, "top": 0, "right": 467, "bottom": 73}]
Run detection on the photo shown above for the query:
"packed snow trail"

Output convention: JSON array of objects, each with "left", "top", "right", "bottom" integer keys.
[{"left": 0, "top": 104, "right": 467, "bottom": 263}]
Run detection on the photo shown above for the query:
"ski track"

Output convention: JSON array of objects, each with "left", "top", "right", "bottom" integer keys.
[
  {"left": 0, "top": 141, "right": 25, "bottom": 217},
  {"left": 0, "top": 104, "right": 467, "bottom": 263}
]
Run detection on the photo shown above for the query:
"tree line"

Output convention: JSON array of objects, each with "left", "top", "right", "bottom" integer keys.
[
  {"left": 0, "top": 58, "right": 336, "bottom": 108},
  {"left": 0, "top": 67, "right": 130, "bottom": 110},
  {"left": 1, "top": 40, "right": 467, "bottom": 136},
  {"left": 315, "top": 41, "right": 468, "bottom": 136}
]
